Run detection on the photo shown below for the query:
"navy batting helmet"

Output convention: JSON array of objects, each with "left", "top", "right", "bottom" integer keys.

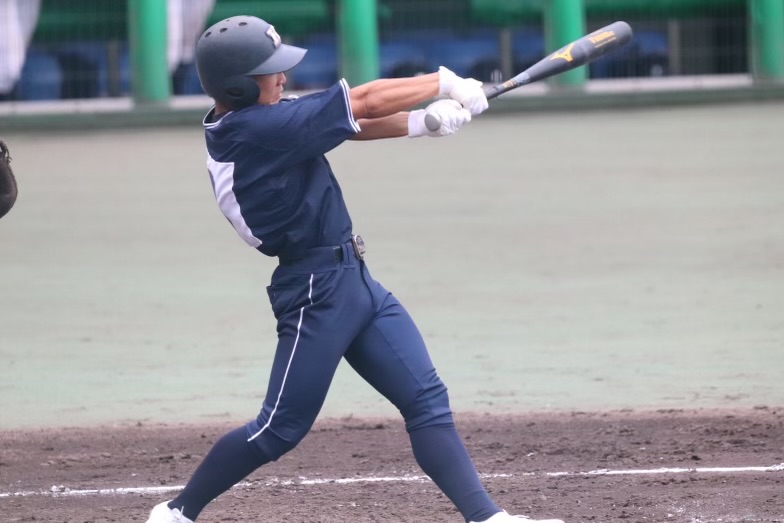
[{"left": 195, "top": 16, "right": 306, "bottom": 109}]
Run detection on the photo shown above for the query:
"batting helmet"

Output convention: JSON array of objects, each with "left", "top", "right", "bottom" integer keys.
[{"left": 195, "top": 16, "right": 307, "bottom": 110}]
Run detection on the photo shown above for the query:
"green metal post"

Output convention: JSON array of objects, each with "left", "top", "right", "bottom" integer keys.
[
  {"left": 338, "top": 0, "right": 380, "bottom": 86},
  {"left": 128, "top": 0, "right": 170, "bottom": 103},
  {"left": 749, "top": 0, "right": 784, "bottom": 82},
  {"left": 544, "top": 0, "right": 587, "bottom": 88}
]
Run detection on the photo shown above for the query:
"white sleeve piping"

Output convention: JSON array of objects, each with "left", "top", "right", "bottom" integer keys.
[{"left": 339, "top": 78, "right": 362, "bottom": 134}]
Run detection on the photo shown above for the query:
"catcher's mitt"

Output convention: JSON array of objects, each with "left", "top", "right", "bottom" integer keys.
[
  {"left": 0, "top": 138, "right": 9, "bottom": 163},
  {"left": 0, "top": 138, "right": 18, "bottom": 219}
]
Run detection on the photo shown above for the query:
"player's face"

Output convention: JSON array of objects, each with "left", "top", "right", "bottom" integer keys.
[{"left": 256, "top": 72, "right": 287, "bottom": 105}]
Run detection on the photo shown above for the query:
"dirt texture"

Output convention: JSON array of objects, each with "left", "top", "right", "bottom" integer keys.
[{"left": 1, "top": 409, "right": 783, "bottom": 523}]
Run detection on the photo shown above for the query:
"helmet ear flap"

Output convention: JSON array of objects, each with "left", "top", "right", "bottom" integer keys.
[{"left": 220, "top": 75, "right": 260, "bottom": 110}]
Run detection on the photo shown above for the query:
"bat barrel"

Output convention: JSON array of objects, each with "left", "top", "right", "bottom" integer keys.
[
  {"left": 424, "top": 21, "right": 633, "bottom": 132},
  {"left": 578, "top": 20, "right": 634, "bottom": 63},
  {"left": 523, "top": 20, "right": 633, "bottom": 84}
]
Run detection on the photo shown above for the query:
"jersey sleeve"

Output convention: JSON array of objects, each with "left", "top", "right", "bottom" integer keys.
[{"left": 243, "top": 79, "right": 360, "bottom": 161}]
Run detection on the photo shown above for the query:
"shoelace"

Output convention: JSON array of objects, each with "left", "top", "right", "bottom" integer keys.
[{"left": 171, "top": 506, "right": 190, "bottom": 523}]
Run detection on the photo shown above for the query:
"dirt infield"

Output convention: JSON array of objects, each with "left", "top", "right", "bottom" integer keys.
[
  {"left": 2, "top": 104, "right": 783, "bottom": 522},
  {"left": 2, "top": 409, "right": 782, "bottom": 523}
]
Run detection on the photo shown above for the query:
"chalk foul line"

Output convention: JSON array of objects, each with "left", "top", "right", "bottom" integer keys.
[{"left": 1, "top": 463, "right": 782, "bottom": 498}]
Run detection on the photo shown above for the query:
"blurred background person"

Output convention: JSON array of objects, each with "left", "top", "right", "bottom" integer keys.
[
  {"left": 168, "top": 0, "right": 215, "bottom": 94},
  {"left": 0, "top": 0, "right": 41, "bottom": 100}
]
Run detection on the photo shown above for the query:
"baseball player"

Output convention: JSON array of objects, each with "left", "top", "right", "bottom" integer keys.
[
  {"left": 0, "top": 138, "right": 18, "bottom": 219},
  {"left": 145, "top": 16, "right": 564, "bottom": 523}
]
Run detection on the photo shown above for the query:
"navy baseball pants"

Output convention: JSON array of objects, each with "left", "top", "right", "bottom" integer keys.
[{"left": 170, "top": 239, "right": 499, "bottom": 522}]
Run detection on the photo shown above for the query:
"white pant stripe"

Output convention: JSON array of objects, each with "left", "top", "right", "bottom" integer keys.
[{"left": 248, "top": 273, "right": 314, "bottom": 442}]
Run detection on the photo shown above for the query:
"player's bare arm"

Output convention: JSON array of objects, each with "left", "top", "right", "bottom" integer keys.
[
  {"left": 351, "top": 99, "right": 474, "bottom": 141},
  {"left": 348, "top": 74, "right": 439, "bottom": 120},
  {"left": 345, "top": 68, "right": 488, "bottom": 140},
  {"left": 351, "top": 113, "right": 409, "bottom": 140},
  {"left": 350, "top": 71, "right": 489, "bottom": 140},
  {"left": 348, "top": 67, "right": 489, "bottom": 122}
]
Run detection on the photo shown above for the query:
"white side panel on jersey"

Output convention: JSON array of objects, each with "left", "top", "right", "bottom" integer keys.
[{"left": 207, "top": 153, "right": 263, "bottom": 248}]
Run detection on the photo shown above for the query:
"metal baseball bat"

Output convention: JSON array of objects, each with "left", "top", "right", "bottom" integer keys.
[{"left": 425, "top": 21, "right": 634, "bottom": 131}]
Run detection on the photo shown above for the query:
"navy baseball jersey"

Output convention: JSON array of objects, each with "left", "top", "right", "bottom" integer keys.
[{"left": 203, "top": 79, "right": 361, "bottom": 259}]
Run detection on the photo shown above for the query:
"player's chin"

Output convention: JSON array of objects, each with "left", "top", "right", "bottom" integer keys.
[{"left": 260, "top": 95, "right": 283, "bottom": 105}]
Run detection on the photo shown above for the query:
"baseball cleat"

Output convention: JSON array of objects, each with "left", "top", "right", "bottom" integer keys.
[
  {"left": 470, "top": 510, "right": 565, "bottom": 523},
  {"left": 145, "top": 501, "right": 194, "bottom": 523}
]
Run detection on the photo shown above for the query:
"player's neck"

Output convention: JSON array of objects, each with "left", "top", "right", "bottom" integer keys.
[{"left": 214, "top": 101, "right": 230, "bottom": 117}]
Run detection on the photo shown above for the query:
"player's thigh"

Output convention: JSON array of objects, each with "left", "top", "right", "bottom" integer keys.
[
  {"left": 258, "top": 265, "right": 373, "bottom": 431},
  {"left": 260, "top": 305, "right": 356, "bottom": 424},
  {"left": 344, "top": 293, "right": 442, "bottom": 412}
]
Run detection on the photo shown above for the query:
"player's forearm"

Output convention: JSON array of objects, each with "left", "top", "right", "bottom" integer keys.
[
  {"left": 349, "top": 73, "right": 439, "bottom": 120},
  {"left": 351, "top": 113, "right": 409, "bottom": 141}
]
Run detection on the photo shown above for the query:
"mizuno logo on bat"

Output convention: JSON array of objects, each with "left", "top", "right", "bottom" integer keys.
[{"left": 550, "top": 43, "right": 575, "bottom": 62}]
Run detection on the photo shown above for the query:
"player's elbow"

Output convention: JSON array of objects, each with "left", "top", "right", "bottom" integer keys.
[{"left": 348, "top": 81, "right": 385, "bottom": 120}]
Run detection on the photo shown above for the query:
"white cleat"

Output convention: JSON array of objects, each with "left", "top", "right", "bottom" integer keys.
[
  {"left": 145, "top": 501, "right": 194, "bottom": 523},
  {"left": 470, "top": 510, "right": 565, "bottom": 523}
]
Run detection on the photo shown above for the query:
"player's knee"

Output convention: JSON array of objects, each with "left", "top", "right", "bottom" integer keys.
[
  {"left": 400, "top": 379, "right": 453, "bottom": 432},
  {"left": 245, "top": 418, "right": 312, "bottom": 461}
]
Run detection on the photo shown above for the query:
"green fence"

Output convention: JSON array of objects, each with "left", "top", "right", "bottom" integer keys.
[{"left": 0, "top": 0, "right": 782, "bottom": 104}]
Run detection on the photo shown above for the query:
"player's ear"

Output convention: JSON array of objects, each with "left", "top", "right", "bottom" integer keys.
[{"left": 220, "top": 75, "right": 260, "bottom": 109}]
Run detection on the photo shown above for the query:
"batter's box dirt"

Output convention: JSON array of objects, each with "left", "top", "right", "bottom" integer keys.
[{"left": 1, "top": 408, "right": 782, "bottom": 522}]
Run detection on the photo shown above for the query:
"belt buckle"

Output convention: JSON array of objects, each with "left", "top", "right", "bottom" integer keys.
[{"left": 351, "top": 234, "right": 366, "bottom": 260}]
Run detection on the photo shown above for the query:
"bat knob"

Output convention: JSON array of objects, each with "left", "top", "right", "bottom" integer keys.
[{"left": 424, "top": 113, "right": 441, "bottom": 132}]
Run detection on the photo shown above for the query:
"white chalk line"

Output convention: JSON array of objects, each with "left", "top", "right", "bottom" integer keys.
[{"left": 1, "top": 464, "right": 782, "bottom": 499}]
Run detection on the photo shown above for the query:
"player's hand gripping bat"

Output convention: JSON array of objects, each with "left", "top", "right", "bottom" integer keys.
[{"left": 425, "top": 21, "right": 634, "bottom": 131}]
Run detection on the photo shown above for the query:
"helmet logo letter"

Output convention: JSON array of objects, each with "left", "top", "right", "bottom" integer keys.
[{"left": 266, "top": 26, "right": 282, "bottom": 48}]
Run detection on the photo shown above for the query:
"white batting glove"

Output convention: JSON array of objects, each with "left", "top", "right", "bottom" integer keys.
[
  {"left": 408, "top": 99, "right": 471, "bottom": 138},
  {"left": 438, "top": 66, "right": 489, "bottom": 115}
]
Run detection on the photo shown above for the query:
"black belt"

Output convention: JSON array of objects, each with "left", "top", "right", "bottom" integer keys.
[{"left": 279, "top": 235, "right": 366, "bottom": 266}]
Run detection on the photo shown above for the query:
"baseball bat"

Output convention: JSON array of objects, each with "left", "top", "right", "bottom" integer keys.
[{"left": 425, "top": 21, "right": 634, "bottom": 131}]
